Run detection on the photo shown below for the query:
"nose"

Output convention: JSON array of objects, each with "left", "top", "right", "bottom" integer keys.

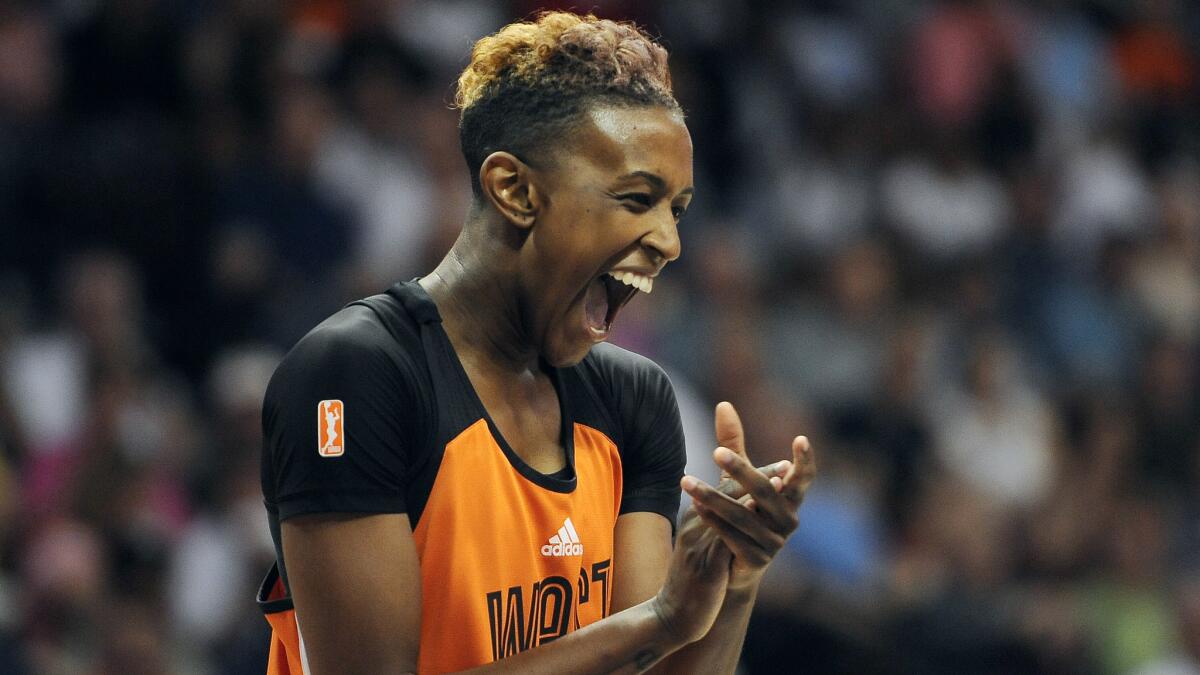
[{"left": 643, "top": 210, "right": 681, "bottom": 264}]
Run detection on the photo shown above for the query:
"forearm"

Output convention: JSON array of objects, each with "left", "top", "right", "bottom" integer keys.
[
  {"left": 649, "top": 580, "right": 759, "bottom": 675},
  {"left": 463, "top": 596, "right": 686, "bottom": 675}
]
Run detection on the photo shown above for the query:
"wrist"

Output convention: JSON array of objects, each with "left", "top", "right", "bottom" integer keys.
[
  {"left": 725, "top": 570, "right": 765, "bottom": 597},
  {"left": 647, "top": 593, "right": 695, "bottom": 649}
]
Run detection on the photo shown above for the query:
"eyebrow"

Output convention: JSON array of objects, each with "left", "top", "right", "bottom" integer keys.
[{"left": 618, "top": 171, "right": 695, "bottom": 197}]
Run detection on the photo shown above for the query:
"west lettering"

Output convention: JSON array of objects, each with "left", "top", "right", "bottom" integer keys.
[{"left": 486, "top": 559, "right": 612, "bottom": 661}]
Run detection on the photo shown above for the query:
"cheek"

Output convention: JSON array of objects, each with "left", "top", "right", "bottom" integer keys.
[
  {"left": 541, "top": 206, "right": 608, "bottom": 267},
  {"left": 527, "top": 196, "right": 626, "bottom": 309}
]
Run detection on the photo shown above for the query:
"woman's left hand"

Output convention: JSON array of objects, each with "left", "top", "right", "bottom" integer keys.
[{"left": 681, "top": 402, "right": 817, "bottom": 590}]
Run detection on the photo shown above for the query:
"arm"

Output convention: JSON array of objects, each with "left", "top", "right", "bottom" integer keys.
[
  {"left": 283, "top": 506, "right": 735, "bottom": 675},
  {"left": 283, "top": 513, "right": 421, "bottom": 674},
  {"left": 627, "top": 516, "right": 761, "bottom": 675},
  {"left": 609, "top": 403, "right": 817, "bottom": 675},
  {"left": 609, "top": 512, "right": 757, "bottom": 675},
  {"left": 608, "top": 480, "right": 791, "bottom": 675},
  {"left": 674, "top": 403, "right": 818, "bottom": 674}
]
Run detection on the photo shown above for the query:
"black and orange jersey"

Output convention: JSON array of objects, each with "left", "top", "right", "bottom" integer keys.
[{"left": 257, "top": 280, "right": 685, "bottom": 674}]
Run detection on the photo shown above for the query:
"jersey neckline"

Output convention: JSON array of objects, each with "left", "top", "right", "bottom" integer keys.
[{"left": 404, "top": 280, "right": 578, "bottom": 494}]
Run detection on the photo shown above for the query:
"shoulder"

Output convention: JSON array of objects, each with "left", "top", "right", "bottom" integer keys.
[
  {"left": 578, "top": 342, "right": 675, "bottom": 403},
  {"left": 278, "top": 294, "right": 421, "bottom": 374},
  {"left": 261, "top": 295, "right": 428, "bottom": 521},
  {"left": 569, "top": 343, "right": 680, "bottom": 450},
  {"left": 576, "top": 345, "right": 686, "bottom": 524},
  {"left": 265, "top": 295, "right": 426, "bottom": 408}
]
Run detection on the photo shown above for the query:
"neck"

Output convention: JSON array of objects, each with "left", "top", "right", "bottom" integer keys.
[{"left": 419, "top": 224, "right": 539, "bottom": 375}]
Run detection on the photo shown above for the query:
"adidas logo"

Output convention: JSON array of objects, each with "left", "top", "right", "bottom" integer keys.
[{"left": 541, "top": 517, "right": 583, "bottom": 557}]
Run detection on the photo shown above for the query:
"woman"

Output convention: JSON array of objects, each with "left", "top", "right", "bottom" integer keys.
[{"left": 258, "top": 11, "right": 815, "bottom": 674}]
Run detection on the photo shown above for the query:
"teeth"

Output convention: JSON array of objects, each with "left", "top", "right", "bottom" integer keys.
[{"left": 607, "top": 271, "right": 653, "bottom": 294}]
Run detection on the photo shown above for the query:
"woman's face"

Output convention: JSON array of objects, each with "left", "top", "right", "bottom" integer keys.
[{"left": 521, "top": 104, "right": 693, "bottom": 367}]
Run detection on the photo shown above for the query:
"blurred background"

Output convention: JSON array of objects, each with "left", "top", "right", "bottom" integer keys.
[{"left": 1, "top": 0, "right": 1198, "bottom": 673}]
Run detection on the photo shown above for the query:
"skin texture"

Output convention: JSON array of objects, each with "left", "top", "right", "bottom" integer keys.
[{"left": 281, "top": 105, "right": 817, "bottom": 674}]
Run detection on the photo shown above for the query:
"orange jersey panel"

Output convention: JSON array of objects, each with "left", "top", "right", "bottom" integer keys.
[
  {"left": 259, "top": 567, "right": 306, "bottom": 675},
  {"left": 412, "top": 420, "right": 623, "bottom": 673}
]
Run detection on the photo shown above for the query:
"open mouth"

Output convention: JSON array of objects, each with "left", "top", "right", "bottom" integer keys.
[{"left": 583, "top": 270, "right": 654, "bottom": 338}]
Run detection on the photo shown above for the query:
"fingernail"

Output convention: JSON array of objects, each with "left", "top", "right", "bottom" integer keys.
[
  {"left": 715, "top": 447, "right": 733, "bottom": 464},
  {"left": 681, "top": 476, "right": 697, "bottom": 490}
]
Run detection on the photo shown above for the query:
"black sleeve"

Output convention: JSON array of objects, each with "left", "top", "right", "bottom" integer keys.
[
  {"left": 261, "top": 306, "right": 427, "bottom": 522},
  {"left": 603, "top": 349, "right": 686, "bottom": 529}
]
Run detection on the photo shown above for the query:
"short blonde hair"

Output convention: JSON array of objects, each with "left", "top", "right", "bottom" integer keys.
[{"left": 455, "top": 11, "right": 678, "bottom": 194}]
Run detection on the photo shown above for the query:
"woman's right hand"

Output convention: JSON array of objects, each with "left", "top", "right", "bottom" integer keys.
[{"left": 650, "top": 492, "right": 733, "bottom": 645}]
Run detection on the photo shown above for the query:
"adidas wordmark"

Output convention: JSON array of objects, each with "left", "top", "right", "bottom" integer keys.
[{"left": 541, "top": 517, "right": 583, "bottom": 557}]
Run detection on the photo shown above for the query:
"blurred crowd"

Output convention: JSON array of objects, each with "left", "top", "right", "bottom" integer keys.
[{"left": 1, "top": 0, "right": 1199, "bottom": 673}]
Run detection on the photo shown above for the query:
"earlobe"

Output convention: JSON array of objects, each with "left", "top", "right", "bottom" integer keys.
[{"left": 479, "top": 151, "right": 539, "bottom": 228}]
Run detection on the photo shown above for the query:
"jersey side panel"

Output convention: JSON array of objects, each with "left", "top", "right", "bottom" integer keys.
[
  {"left": 572, "top": 422, "right": 624, "bottom": 627},
  {"left": 574, "top": 423, "right": 624, "bottom": 535}
]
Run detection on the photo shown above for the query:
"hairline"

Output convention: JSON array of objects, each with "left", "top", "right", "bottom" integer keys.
[{"left": 463, "top": 96, "right": 683, "bottom": 201}]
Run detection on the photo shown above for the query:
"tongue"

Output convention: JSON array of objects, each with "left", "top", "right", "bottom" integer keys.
[{"left": 584, "top": 277, "right": 609, "bottom": 332}]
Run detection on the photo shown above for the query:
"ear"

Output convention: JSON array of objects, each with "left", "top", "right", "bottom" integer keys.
[{"left": 479, "top": 151, "right": 541, "bottom": 228}]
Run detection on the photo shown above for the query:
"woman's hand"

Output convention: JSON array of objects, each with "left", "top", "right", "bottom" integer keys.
[
  {"left": 682, "top": 402, "right": 817, "bottom": 590},
  {"left": 651, "top": 500, "right": 732, "bottom": 645}
]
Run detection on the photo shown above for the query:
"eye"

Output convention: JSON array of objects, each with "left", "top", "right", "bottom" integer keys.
[
  {"left": 618, "top": 193, "right": 653, "bottom": 211},
  {"left": 671, "top": 205, "right": 687, "bottom": 220}
]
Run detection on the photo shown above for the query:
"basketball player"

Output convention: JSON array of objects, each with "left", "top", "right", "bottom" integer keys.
[{"left": 258, "top": 12, "right": 816, "bottom": 674}]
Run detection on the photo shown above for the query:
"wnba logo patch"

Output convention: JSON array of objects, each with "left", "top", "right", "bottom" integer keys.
[{"left": 318, "top": 399, "right": 344, "bottom": 457}]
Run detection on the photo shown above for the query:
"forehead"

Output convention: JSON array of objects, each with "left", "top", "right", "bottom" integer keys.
[{"left": 562, "top": 105, "right": 693, "bottom": 186}]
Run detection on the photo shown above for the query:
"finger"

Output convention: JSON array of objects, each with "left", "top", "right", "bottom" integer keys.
[
  {"left": 714, "top": 447, "right": 798, "bottom": 532},
  {"left": 716, "top": 460, "right": 792, "bottom": 500},
  {"left": 713, "top": 447, "right": 776, "bottom": 504},
  {"left": 780, "top": 436, "right": 817, "bottom": 504},
  {"left": 693, "top": 502, "right": 775, "bottom": 567},
  {"left": 714, "top": 402, "right": 748, "bottom": 479},
  {"left": 684, "top": 474, "right": 789, "bottom": 545}
]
